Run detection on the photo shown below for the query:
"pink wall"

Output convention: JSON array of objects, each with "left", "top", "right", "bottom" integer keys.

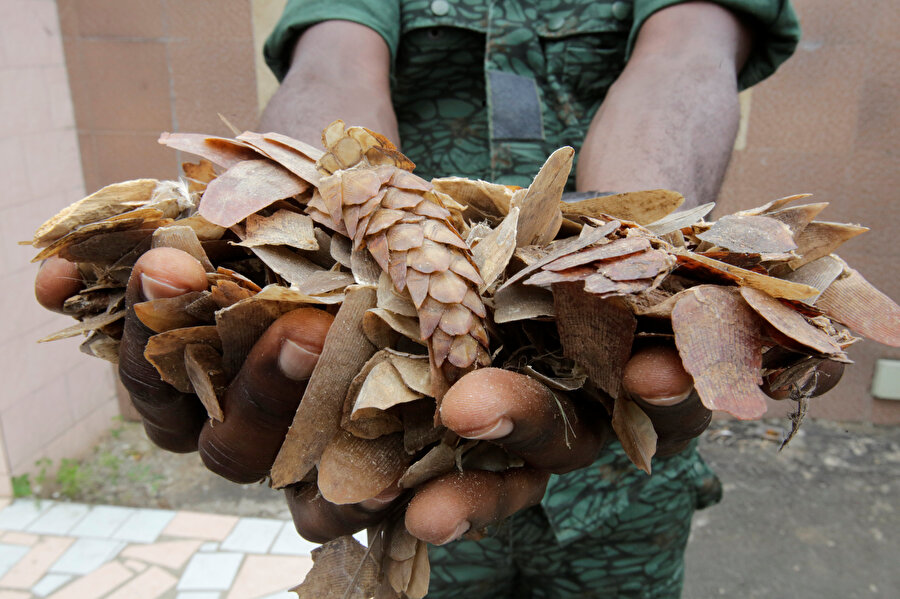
[{"left": 0, "top": 0, "right": 118, "bottom": 492}]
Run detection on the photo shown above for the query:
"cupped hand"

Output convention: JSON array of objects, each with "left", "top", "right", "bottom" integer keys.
[{"left": 34, "top": 251, "right": 843, "bottom": 548}]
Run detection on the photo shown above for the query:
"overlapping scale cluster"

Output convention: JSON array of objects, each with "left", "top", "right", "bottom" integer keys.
[{"left": 305, "top": 122, "right": 490, "bottom": 394}]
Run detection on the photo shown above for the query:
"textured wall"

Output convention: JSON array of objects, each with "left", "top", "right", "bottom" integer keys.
[
  {"left": 58, "top": 0, "right": 260, "bottom": 191},
  {"left": 718, "top": 0, "right": 900, "bottom": 423},
  {"left": 0, "top": 0, "right": 118, "bottom": 488}
]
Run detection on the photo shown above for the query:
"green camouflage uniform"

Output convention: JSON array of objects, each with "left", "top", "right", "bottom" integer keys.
[{"left": 266, "top": 1, "right": 800, "bottom": 596}]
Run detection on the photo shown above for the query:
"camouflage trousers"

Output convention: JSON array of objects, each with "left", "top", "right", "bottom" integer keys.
[{"left": 426, "top": 447, "right": 718, "bottom": 598}]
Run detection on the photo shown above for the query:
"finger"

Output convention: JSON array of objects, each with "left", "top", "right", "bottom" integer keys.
[
  {"left": 762, "top": 359, "right": 845, "bottom": 399},
  {"left": 35, "top": 256, "right": 83, "bottom": 312},
  {"left": 405, "top": 468, "right": 549, "bottom": 546},
  {"left": 622, "top": 343, "right": 710, "bottom": 456},
  {"left": 440, "top": 368, "right": 609, "bottom": 472},
  {"left": 199, "top": 307, "right": 334, "bottom": 483},
  {"left": 119, "top": 248, "right": 209, "bottom": 453},
  {"left": 285, "top": 483, "right": 402, "bottom": 544}
]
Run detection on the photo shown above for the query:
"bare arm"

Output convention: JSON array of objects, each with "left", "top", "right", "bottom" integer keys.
[
  {"left": 576, "top": 1, "right": 753, "bottom": 206},
  {"left": 257, "top": 21, "right": 399, "bottom": 146}
]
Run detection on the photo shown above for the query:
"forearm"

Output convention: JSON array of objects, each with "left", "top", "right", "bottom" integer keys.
[
  {"left": 576, "top": 2, "right": 751, "bottom": 207},
  {"left": 577, "top": 54, "right": 740, "bottom": 207},
  {"left": 257, "top": 21, "right": 399, "bottom": 146}
]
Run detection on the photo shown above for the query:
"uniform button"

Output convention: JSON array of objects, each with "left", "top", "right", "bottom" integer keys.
[
  {"left": 548, "top": 16, "right": 565, "bottom": 31},
  {"left": 612, "top": 1, "right": 632, "bottom": 20},
  {"left": 431, "top": 0, "right": 450, "bottom": 16}
]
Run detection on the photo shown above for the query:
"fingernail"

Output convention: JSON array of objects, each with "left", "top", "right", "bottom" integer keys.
[
  {"left": 436, "top": 520, "right": 470, "bottom": 546},
  {"left": 140, "top": 273, "right": 188, "bottom": 300},
  {"left": 463, "top": 417, "right": 513, "bottom": 440},
  {"left": 358, "top": 485, "right": 403, "bottom": 511},
  {"left": 278, "top": 339, "right": 319, "bottom": 381},
  {"left": 637, "top": 389, "right": 692, "bottom": 407}
]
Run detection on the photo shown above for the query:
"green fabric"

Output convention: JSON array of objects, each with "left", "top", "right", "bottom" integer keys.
[
  {"left": 428, "top": 443, "right": 719, "bottom": 597},
  {"left": 424, "top": 441, "right": 720, "bottom": 598},
  {"left": 265, "top": 0, "right": 800, "bottom": 186},
  {"left": 263, "top": 0, "right": 401, "bottom": 81}
]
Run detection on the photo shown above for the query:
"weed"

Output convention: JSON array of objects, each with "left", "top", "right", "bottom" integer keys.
[
  {"left": 56, "top": 458, "right": 87, "bottom": 499},
  {"left": 11, "top": 474, "right": 32, "bottom": 498},
  {"left": 109, "top": 416, "right": 125, "bottom": 440},
  {"left": 34, "top": 458, "right": 52, "bottom": 489}
]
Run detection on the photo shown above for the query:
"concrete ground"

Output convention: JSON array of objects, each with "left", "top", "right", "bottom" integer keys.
[
  {"left": 684, "top": 419, "right": 900, "bottom": 599},
  {"left": 7, "top": 417, "right": 899, "bottom": 598}
]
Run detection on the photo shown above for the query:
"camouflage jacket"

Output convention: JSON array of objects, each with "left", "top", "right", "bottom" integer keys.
[
  {"left": 265, "top": 0, "right": 799, "bottom": 546},
  {"left": 266, "top": 0, "right": 800, "bottom": 188}
]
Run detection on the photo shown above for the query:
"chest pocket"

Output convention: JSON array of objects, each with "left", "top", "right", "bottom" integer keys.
[
  {"left": 536, "top": 1, "right": 632, "bottom": 103},
  {"left": 396, "top": 0, "right": 487, "bottom": 76}
]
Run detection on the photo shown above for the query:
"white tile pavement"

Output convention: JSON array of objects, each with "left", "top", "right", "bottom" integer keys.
[
  {"left": 269, "top": 522, "right": 319, "bottom": 556},
  {"left": 29, "top": 574, "right": 70, "bottom": 597},
  {"left": 219, "top": 518, "right": 282, "bottom": 554},
  {"left": 0, "top": 501, "right": 54, "bottom": 532},
  {"left": 49, "top": 538, "right": 125, "bottom": 575},
  {"left": 69, "top": 506, "right": 136, "bottom": 539},
  {"left": 176, "top": 553, "right": 244, "bottom": 592},
  {"left": 26, "top": 504, "right": 89, "bottom": 536},
  {"left": 0, "top": 501, "right": 326, "bottom": 598},
  {"left": 110, "top": 508, "right": 175, "bottom": 543},
  {"left": 0, "top": 545, "right": 30, "bottom": 578}
]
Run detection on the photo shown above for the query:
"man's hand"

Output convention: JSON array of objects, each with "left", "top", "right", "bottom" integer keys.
[{"left": 34, "top": 249, "right": 708, "bottom": 546}]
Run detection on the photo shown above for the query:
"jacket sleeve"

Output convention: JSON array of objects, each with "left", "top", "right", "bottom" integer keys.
[{"left": 263, "top": 0, "right": 402, "bottom": 81}]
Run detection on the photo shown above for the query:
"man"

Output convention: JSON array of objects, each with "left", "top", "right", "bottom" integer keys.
[{"left": 35, "top": 1, "right": 803, "bottom": 596}]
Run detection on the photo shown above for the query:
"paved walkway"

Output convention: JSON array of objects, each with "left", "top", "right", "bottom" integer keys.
[{"left": 0, "top": 498, "right": 348, "bottom": 599}]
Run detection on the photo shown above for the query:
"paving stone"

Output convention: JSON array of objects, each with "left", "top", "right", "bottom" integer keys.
[
  {"left": 163, "top": 511, "right": 238, "bottom": 542},
  {"left": 0, "top": 590, "right": 31, "bottom": 599},
  {"left": 220, "top": 518, "right": 282, "bottom": 554},
  {"left": 106, "top": 565, "right": 177, "bottom": 599},
  {"left": 0, "top": 532, "right": 38, "bottom": 546},
  {"left": 259, "top": 593, "right": 296, "bottom": 599},
  {"left": 31, "top": 573, "right": 72, "bottom": 597},
  {"left": 0, "top": 544, "right": 30, "bottom": 578},
  {"left": 68, "top": 506, "right": 136, "bottom": 538},
  {"left": 177, "top": 552, "right": 244, "bottom": 591},
  {"left": 176, "top": 593, "right": 221, "bottom": 599},
  {"left": 225, "top": 554, "right": 313, "bottom": 599},
  {"left": 46, "top": 561, "right": 133, "bottom": 599},
  {"left": 0, "top": 500, "right": 54, "bottom": 531},
  {"left": 268, "top": 523, "right": 318, "bottom": 556},
  {"left": 123, "top": 559, "right": 147, "bottom": 572},
  {"left": 199, "top": 542, "right": 219, "bottom": 552},
  {"left": 0, "top": 537, "right": 73, "bottom": 588},
  {"left": 49, "top": 538, "right": 125, "bottom": 575},
  {"left": 26, "top": 503, "right": 89, "bottom": 536},
  {"left": 120, "top": 539, "right": 203, "bottom": 570},
  {"left": 111, "top": 508, "right": 175, "bottom": 543}
]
